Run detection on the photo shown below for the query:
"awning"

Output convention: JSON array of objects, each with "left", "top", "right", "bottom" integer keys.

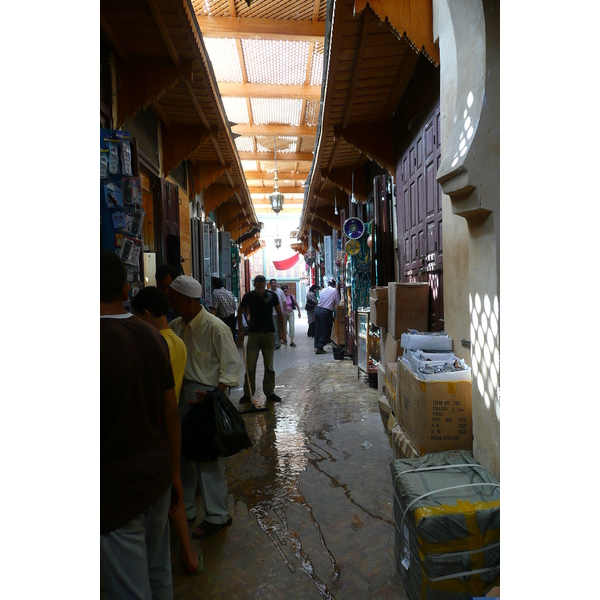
[{"left": 273, "top": 253, "right": 300, "bottom": 271}]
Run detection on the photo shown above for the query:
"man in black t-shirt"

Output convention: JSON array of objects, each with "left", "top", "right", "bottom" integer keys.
[
  {"left": 100, "top": 250, "right": 183, "bottom": 599},
  {"left": 237, "top": 275, "right": 287, "bottom": 404}
]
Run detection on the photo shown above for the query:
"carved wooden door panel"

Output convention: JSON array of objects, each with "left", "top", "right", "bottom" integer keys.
[{"left": 397, "top": 103, "right": 444, "bottom": 331}]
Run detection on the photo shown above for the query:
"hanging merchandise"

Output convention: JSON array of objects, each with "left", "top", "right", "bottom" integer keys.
[
  {"left": 344, "top": 217, "right": 364, "bottom": 239},
  {"left": 346, "top": 239, "right": 360, "bottom": 255},
  {"left": 101, "top": 128, "right": 143, "bottom": 297},
  {"left": 120, "top": 138, "right": 133, "bottom": 176},
  {"left": 100, "top": 149, "right": 109, "bottom": 179},
  {"left": 347, "top": 221, "right": 372, "bottom": 311},
  {"left": 108, "top": 141, "right": 120, "bottom": 174}
]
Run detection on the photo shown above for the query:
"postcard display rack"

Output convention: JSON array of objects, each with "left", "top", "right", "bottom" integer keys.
[{"left": 100, "top": 128, "right": 144, "bottom": 298}]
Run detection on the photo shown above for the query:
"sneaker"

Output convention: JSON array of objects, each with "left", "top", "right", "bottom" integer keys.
[
  {"left": 275, "top": 345, "right": 281, "bottom": 350},
  {"left": 290, "top": 342, "right": 296, "bottom": 347},
  {"left": 315, "top": 348, "right": 326, "bottom": 354},
  {"left": 267, "top": 393, "right": 282, "bottom": 402},
  {"left": 238, "top": 395, "right": 251, "bottom": 404}
]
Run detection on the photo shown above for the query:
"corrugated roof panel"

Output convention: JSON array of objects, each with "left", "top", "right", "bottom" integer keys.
[
  {"left": 242, "top": 39, "right": 309, "bottom": 85},
  {"left": 221, "top": 97, "right": 249, "bottom": 123},
  {"left": 203, "top": 38, "right": 243, "bottom": 82},
  {"left": 250, "top": 98, "right": 303, "bottom": 126}
]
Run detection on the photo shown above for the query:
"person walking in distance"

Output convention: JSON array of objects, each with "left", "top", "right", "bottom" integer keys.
[
  {"left": 100, "top": 250, "right": 183, "bottom": 599},
  {"left": 131, "top": 286, "right": 203, "bottom": 576},
  {"left": 281, "top": 285, "right": 301, "bottom": 347},
  {"left": 305, "top": 284, "right": 319, "bottom": 338},
  {"left": 313, "top": 279, "right": 340, "bottom": 354},
  {"left": 237, "top": 275, "right": 286, "bottom": 404},
  {"left": 209, "top": 277, "right": 238, "bottom": 342},
  {"left": 269, "top": 278, "right": 287, "bottom": 349},
  {"left": 167, "top": 275, "right": 242, "bottom": 539}
]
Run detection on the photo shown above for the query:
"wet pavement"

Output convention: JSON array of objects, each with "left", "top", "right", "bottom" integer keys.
[{"left": 172, "top": 316, "right": 408, "bottom": 599}]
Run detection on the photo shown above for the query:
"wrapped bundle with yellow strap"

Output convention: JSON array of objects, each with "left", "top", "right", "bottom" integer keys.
[{"left": 390, "top": 450, "right": 500, "bottom": 600}]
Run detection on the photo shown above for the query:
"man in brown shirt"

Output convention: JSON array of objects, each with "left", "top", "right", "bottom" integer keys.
[{"left": 100, "top": 250, "right": 183, "bottom": 599}]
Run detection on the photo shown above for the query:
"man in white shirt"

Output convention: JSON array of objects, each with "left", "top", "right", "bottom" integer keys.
[
  {"left": 314, "top": 279, "right": 340, "bottom": 354},
  {"left": 168, "top": 275, "right": 242, "bottom": 538},
  {"left": 269, "top": 278, "right": 287, "bottom": 349}
]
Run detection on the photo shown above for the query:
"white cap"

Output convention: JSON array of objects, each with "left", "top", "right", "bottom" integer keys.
[{"left": 169, "top": 275, "right": 203, "bottom": 299}]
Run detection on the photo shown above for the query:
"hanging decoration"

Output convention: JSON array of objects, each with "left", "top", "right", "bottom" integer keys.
[
  {"left": 334, "top": 187, "right": 338, "bottom": 215},
  {"left": 350, "top": 169, "right": 357, "bottom": 204},
  {"left": 273, "top": 253, "right": 300, "bottom": 271},
  {"left": 343, "top": 217, "right": 364, "bottom": 239},
  {"left": 345, "top": 239, "right": 360, "bottom": 255}
]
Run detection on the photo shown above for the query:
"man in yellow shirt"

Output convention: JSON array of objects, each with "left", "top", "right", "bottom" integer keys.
[{"left": 131, "top": 287, "right": 203, "bottom": 575}]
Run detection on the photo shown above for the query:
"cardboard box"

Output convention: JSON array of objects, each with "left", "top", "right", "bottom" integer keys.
[
  {"left": 384, "top": 332, "right": 402, "bottom": 364},
  {"left": 401, "top": 331, "right": 453, "bottom": 351},
  {"left": 370, "top": 287, "right": 388, "bottom": 327},
  {"left": 390, "top": 423, "right": 418, "bottom": 459},
  {"left": 377, "top": 362, "right": 385, "bottom": 395},
  {"left": 486, "top": 586, "right": 500, "bottom": 597},
  {"left": 387, "top": 282, "right": 429, "bottom": 338},
  {"left": 397, "top": 357, "right": 473, "bottom": 455},
  {"left": 369, "top": 296, "right": 388, "bottom": 327},
  {"left": 377, "top": 394, "right": 392, "bottom": 434},
  {"left": 333, "top": 307, "right": 346, "bottom": 345}
]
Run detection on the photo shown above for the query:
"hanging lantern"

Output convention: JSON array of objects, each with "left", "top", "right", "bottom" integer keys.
[
  {"left": 269, "top": 136, "right": 284, "bottom": 214},
  {"left": 274, "top": 238, "right": 281, "bottom": 248}
]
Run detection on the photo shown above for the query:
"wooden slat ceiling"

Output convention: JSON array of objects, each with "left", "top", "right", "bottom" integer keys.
[
  {"left": 193, "top": 0, "right": 326, "bottom": 216},
  {"left": 298, "top": 0, "right": 437, "bottom": 242},
  {"left": 100, "top": 0, "right": 259, "bottom": 242}
]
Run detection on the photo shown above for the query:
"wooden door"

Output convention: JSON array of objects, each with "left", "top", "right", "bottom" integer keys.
[
  {"left": 397, "top": 103, "right": 444, "bottom": 331},
  {"left": 159, "top": 179, "right": 180, "bottom": 268}
]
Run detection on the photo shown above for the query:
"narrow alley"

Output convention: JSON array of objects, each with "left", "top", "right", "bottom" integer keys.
[{"left": 171, "top": 316, "right": 406, "bottom": 600}]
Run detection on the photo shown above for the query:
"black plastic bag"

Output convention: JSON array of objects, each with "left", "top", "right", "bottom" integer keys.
[
  {"left": 181, "top": 387, "right": 252, "bottom": 461},
  {"left": 181, "top": 400, "right": 219, "bottom": 462},
  {"left": 211, "top": 387, "right": 253, "bottom": 457}
]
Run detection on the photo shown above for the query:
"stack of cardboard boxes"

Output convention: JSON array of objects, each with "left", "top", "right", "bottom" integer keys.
[{"left": 373, "top": 284, "right": 474, "bottom": 459}]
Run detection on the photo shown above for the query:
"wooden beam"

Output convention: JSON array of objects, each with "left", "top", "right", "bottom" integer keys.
[
  {"left": 314, "top": 204, "right": 341, "bottom": 229},
  {"left": 146, "top": 0, "right": 180, "bottom": 67},
  {"left": 190, "top": 161, "right": 231, "bottom": 195},
  {"left": 151, "top": 98, "right": 170, "bottom": 128},
  {"left": 219, "top": 83, "right": 321, "bottom": 100},
  {"left": 115, "top": 59, "right": 192, "bottom": 128},
  {"left": 217, "top": 200, "right": 244, "bottom": 227},
  {"left": 324, "top": 10, "right": 370, "bottom": 175},
  {"left": 182, "top": 78, "right": 210, "bottom": 130},
  {"left": 334, "top": 122, "right": 395, "bottom": 174},
  {"left": 248, "top": 186, "right": 305, "bottom": 194},
  {"left": 310, "top": 217, "right": 332, "bottom": 237},
  {"left": 232, "top": 124, "right": 316, "bottom": 137},
  {"left": 244, "top": 171, "right": 310, "bottom": 181},
  {"left": 239, "top": 152, "right": 313, "bottom": 161},
  {"left": 204, "top": 184, "right": 240, "bottom": 214},
  {"left": 100, "top": 14, "right": 129, "bottom": 61},
  {"left": 196, "top": 16, "right": 325, "bottom": 42},
  {"left": 314, "top": 185, "right": 346, "bottom": 206},
  {"left": 162, "top": 124, "right": 212, "bottom": 177},
  {"left": 379, "top": 47, "right": 419, "bottom": 123},
  {"left": 322, "top": 165, "right": 368, "bottom": 201},
  {"left": 353, "top": 0, "right": 440, "bottom": 65}
]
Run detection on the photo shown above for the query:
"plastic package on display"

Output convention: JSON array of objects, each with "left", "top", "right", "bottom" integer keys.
[
  {"left": 401, "top": 330, "right": 453, "bottom": 351},
  {"left": 390, "top": 450, "right": 500, "bottom": 600}
]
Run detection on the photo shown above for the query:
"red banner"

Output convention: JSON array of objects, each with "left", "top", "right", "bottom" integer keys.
[{"left": 273, "top": 253, "right": 300, "bottom": 271}]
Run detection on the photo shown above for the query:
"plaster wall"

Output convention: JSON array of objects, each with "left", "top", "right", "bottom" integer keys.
[{"left": 435, "top": 0, "right": 500, "bottom": 478}]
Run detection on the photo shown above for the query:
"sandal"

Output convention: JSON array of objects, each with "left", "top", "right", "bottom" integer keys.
[
  {"left": 192, "top": 515, "right": 233, "bottom": 539},
  {"left": 182, "top": 548, "right": 204, "bottom": 576}
]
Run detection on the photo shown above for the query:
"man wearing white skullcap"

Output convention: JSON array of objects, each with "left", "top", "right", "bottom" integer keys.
[{"left": 168, "top": 275, "right": 242, "bottom": 538}]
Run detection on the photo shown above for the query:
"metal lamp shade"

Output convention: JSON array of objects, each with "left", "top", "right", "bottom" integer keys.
[{"left": 270, "top": 191, "right": 284, "bottom": 213}]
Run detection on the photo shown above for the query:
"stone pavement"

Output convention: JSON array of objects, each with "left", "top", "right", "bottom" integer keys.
[{"left": 172, "top": 316, "right": 408, "bottom": 599}]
